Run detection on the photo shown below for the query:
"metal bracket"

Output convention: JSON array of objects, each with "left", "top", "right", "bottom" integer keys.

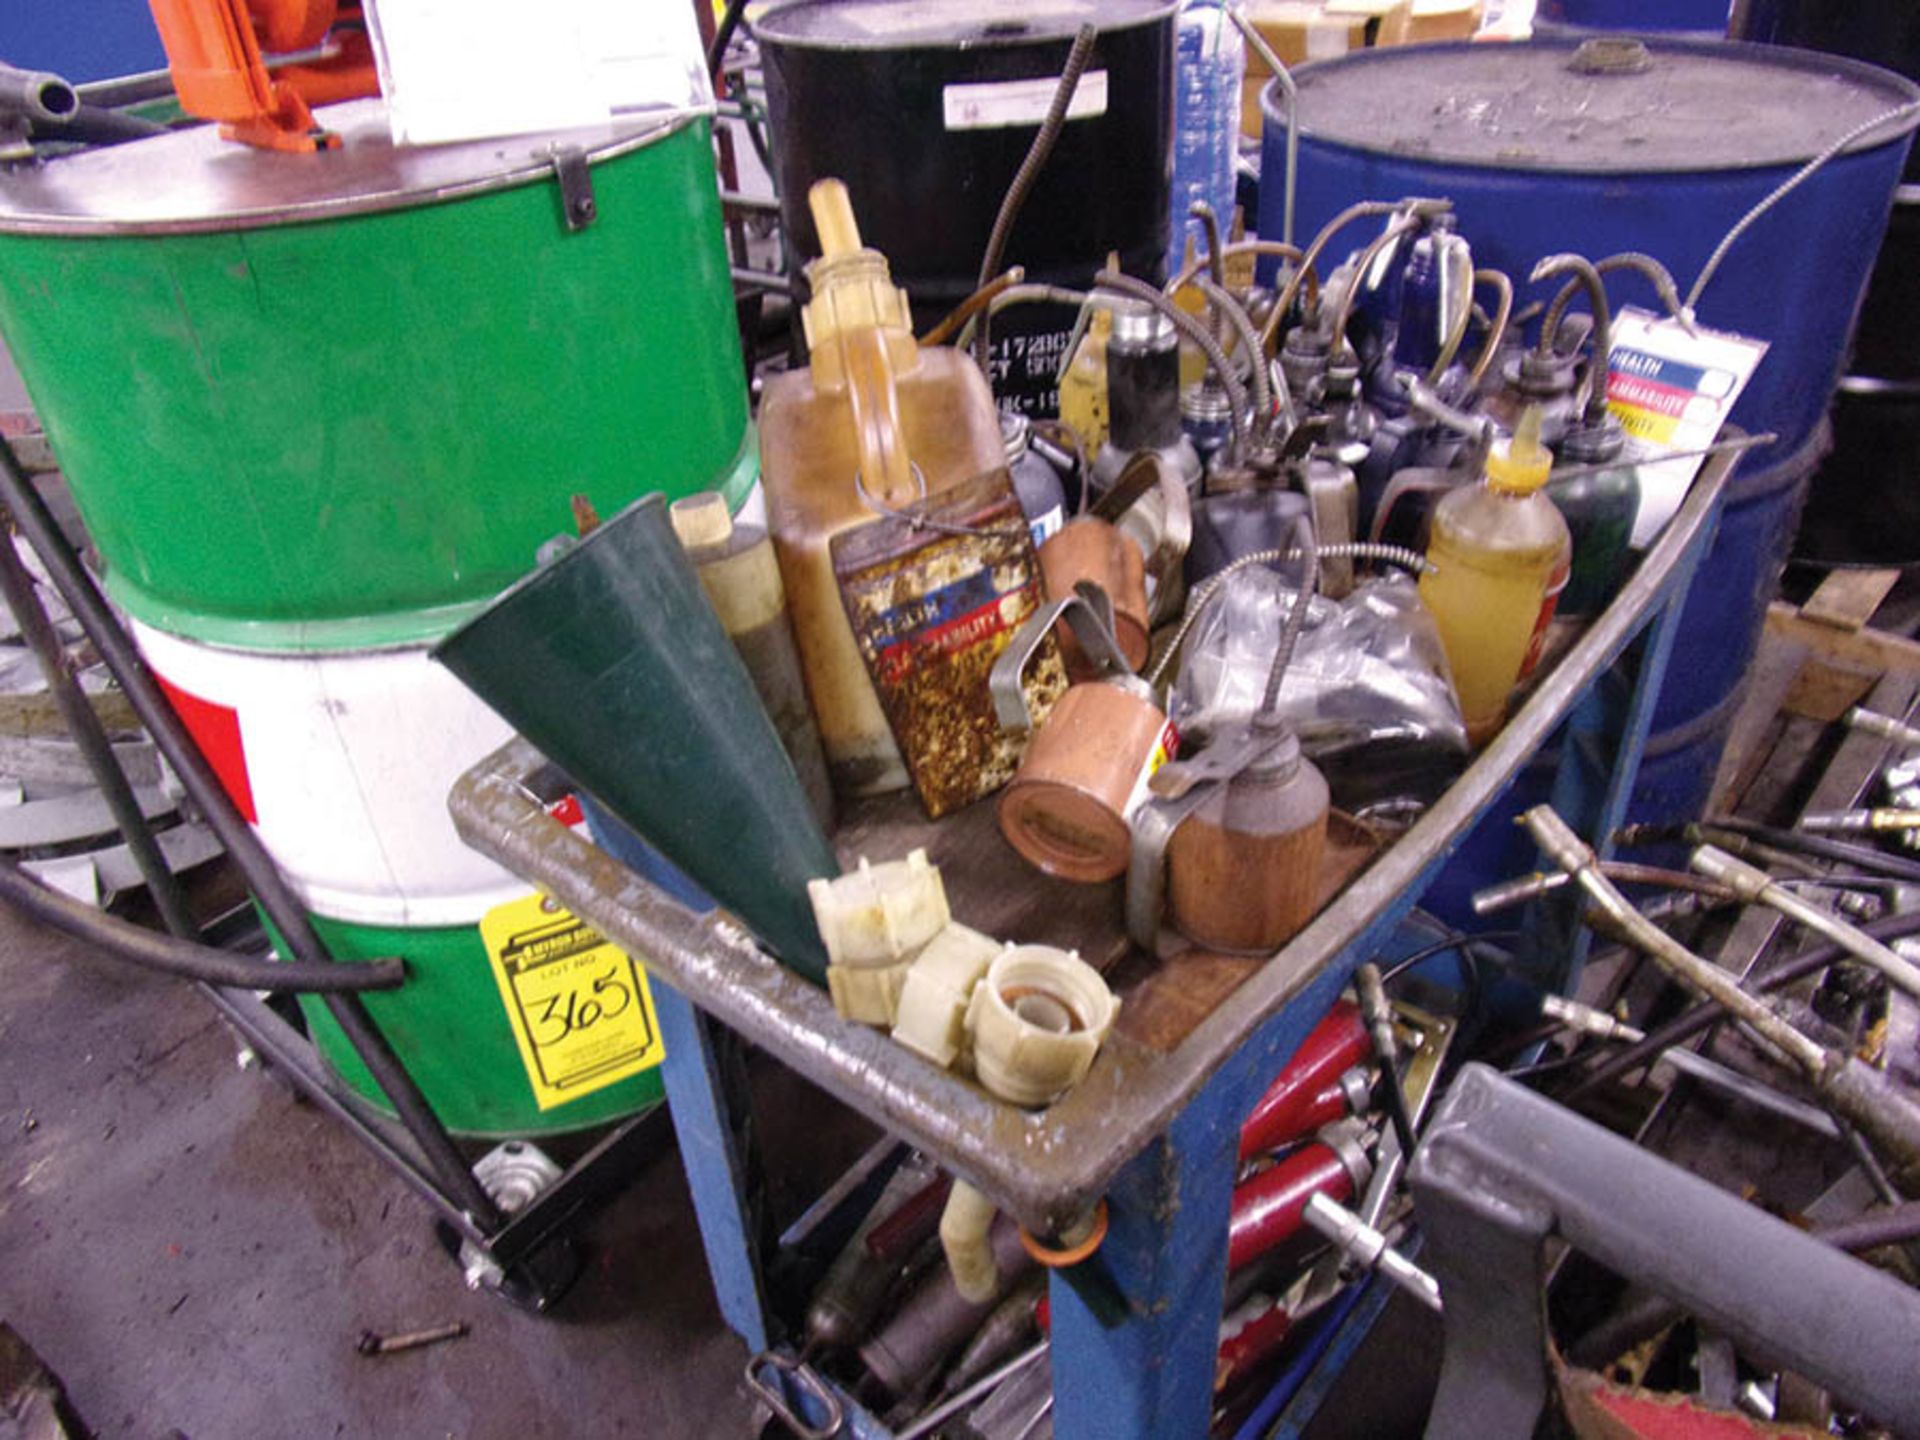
[
  {"left": 1122, "top": 721, "right": 1299, "bottom": 950},
  {"left": 1410, "top": 1064, "right": 1920, "bottom": 1440},
  {"left": 550, "top": 145, "right": 596, "bottom": 231},
  {"left": 745, "top": 1352, "right": 844, "bottom": 1440},
  {"left": 989, "top": 593, "right": 1134, "bottom": 733},
  {"left": 1093, "top": 451, "right": 1192, "bottom": 620}
]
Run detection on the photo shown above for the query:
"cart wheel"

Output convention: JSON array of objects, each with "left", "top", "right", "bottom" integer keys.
[{"left": 432, "top": 1219, "right": 582, "bottom": 1314}]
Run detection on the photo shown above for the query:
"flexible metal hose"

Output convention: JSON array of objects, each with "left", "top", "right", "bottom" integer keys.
[
  {"left": 1568, "top": 907, "right": 1920, "bottom": 1100},
  {"left": 973, "top": 25, "right": 1098, "bottom": 375},
  {"left": 1193, "top": 275, "right": 1273, "bottom": 429},
  {"left": 918, "top": 267, "right": 1026, "bottom": 347},
  {"left": 1467, "top": 267, "right": 1514, "bottom": 390},
  {"left": 1261, "top": 513, "right": 1321, "bottom": 716},
  {"left": 1168, "top": 240, "right": 1309, "bottom": 297},
  {"left": 1530, "top": 253, "right": 1612, "bottom": 424},
  {"left": 1329, "top": 213, "right": 1425, "bottom": 363},
  {"left": 1262, "top": 200, "right": 1445, "bottom": 356},
  {"left": 1687, "top": 101, "right": 1920, "bottom": 312}
]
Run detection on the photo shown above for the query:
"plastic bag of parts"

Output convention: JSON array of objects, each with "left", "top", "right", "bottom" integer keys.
[{"left": 1171, "top": 569, "right": 1469, "bottom": 810}]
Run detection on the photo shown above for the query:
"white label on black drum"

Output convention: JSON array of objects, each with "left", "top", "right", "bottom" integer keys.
[
  {"left": 841, "top": 0, "right": 1094, "bottom": 41},
  {"left": 943, "top": 71, "right": 1109, "bottom": 131}
]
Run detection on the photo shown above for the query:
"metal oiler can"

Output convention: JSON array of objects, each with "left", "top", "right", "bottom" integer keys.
[
  {"left": 1167, "top": 725, "right": 1330, "bottom": 954},
  {"left": 998, "top": 674, "right": 1177, "bottom": 883}
]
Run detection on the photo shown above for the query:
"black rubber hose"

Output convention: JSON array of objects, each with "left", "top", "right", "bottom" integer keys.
[
  {"left": 1566, "top": 906, "right": 1920, "bottom": 1100},
  {"left": 706, "top": 0, "right": 750, "bottom": 79},
  {"left": 0, "top": 436, "right": 502, "bottom": 1230},
  {"left": 0, "top": 855, "right": 404, "bottom": 993},
  {"left": 34, "top": 103, "right": 168, "bottom": 146},
  {"left": 0, "top": 504, "right": 195, "bottom": 938},
  {"left": 973, "top": 24, "right": 1098, "bottom": 377}
]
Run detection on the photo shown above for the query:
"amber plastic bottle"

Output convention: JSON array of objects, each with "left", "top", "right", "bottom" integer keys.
[
  {"left": 1418, "top": 408, "right": 1571, "bottom": 746},
  {"left": 759, "top": 180, "right": 1006, "bottom": 798}
]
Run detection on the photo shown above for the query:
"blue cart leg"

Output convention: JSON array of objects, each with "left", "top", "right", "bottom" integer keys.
[
  {"left": 1050, "top": 1092, "right": 1239, "bottom": 1440},
  {"left": 1049, "top": 956, "right": 1375, "bottom": 1440},
  {"left": 652, "top": 979, "right": 772, "bottom": 1353}
]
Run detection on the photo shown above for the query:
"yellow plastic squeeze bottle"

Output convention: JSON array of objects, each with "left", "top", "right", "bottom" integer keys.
[
  {"left": 759, "top": 179, "right": 1007, "bottom": 798},
  {"left": 1418, "top": 407, "right": 1572, "bottom": 746},
  {"left": 1059, "top": 307, "right": 1113, "bottom": 455}
]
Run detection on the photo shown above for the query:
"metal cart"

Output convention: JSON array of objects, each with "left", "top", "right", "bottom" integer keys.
[{"left": 448, "top": 452, "right": 1736, "bottom": 1438}]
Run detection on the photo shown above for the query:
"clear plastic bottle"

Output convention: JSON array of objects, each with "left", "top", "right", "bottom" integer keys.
[
  {"left": 1169, "top": 0, "right": 1244, "bottom": 276},
  {"left": 1418, "top": 408, "right": 1571, "bottom": 746},
  {"left": 759, "top": 180, "right": 1006, "bottom": 798}
]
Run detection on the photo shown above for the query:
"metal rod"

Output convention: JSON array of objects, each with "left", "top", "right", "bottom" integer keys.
[
  {"left": 1799, "top": 808, "right": 1920, "bottom": 834},
  {"left": 1355, "top": 964, "right": 1418, "bottom": 1162},
  {"left": 731, "top": 267, "right": 795, "bottom": 296},
  {"left": 1528, "top": 805, "right": 1920, "bottom": 1187},
  {"left": 1690, "top": 844, "right": 1920, "bottom": 1000},
  {"left": 1472, "top": 862, "right": 1733, "bottom": 915},
  {"left": 1301, "top": 1193, "right": 1441, "bottom": 1312},
  {"left": 895, "top": 1340, "right": 1049, "bottom": 1440},
  {"left": 0, "top": 435, "right": 502, "bottom": 1230},
  {"left": 1529, "top": 809, "right": 1824, "bottom": 1071},
  {"left": 1229, "top": 8, "right": 1296, "bottom": 246},
  {"left": 1847, "top": 705, "right": 1920, "bottom": 748},
  {"left": 1658, "top": 1050, "right": 1840, "bottom": 1139},
  {"left": 0, "top": 506, "right": 195, "bottom": 937},
  {"left": 1546, "top": 431, "right": 1776, "bottom": 484},
  {"left": 1540, "top": 994, "right": 1838, "bottom": 1136}
]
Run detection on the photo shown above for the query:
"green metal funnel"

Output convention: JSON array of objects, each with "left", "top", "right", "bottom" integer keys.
[{"left": 434, "top": 494, "right": 836, "bottom": 980}]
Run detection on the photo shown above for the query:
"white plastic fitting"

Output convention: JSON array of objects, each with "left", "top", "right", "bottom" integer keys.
[
  {"left": 938, "top": 1179, "right": 1002, "bottom": 1305},
  {"left": 891, "top": 924, "right": 1000, "bottom": 1070},
  {"left": 809, "top": 850, "right": 952, "bottom": 1026},
  {"left": 965, "top": 944, "right": 1119, "bottom": 1107}
]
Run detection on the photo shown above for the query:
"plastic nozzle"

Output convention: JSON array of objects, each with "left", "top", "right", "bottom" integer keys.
[
  {"left": 809, "top": 179, "right": 863, "bottom": 260},
  {"left": 1486, "top": 404, "right": 1552, "bottom": 494},
  {"left": 669, "top": 491, "right": 733, "bottom": 551}
]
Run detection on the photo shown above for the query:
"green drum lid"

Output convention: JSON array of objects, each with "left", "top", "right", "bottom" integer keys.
[
  {"left": 0, "top": 103, "right": 754, "bottom": 650},
  {"left": 285, "top": 911, "right": 664, "bottom": 1141}
]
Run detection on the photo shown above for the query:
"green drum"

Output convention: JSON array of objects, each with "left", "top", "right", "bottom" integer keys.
[
  {"left": 0, "top": 100, "right": 754, "bottom": 650},
  {"left": 0, "top": 102, "right": 741, "bottom": 1137},
  {"left": 293, "top": 913, "right": 666, "bottom": 1140}
]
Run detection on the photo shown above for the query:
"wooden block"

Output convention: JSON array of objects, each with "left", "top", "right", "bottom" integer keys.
[
  {"left": 1768, "top": 569, "right": 1906, "bottom": 721},
  {"left": 1783, "top": 661, "right": 1880, "bottom": 724},
  {"left": 1768, "top": 602, "right": 1920, "bottom": 672},
  {"left": 1799, "top": 567, "right": 1899, "bottom": 630}
]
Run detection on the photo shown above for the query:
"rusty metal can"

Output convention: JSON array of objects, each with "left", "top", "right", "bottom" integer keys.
[
  {"left": 1168, "top": 734, "right": 1329, "bottom": 953},
  {"left": 1037, "top": 517, "right": 1150, "bottom": 678},
  {"left": 997, "top": 677, "right": 1176, "bottom": 882}
]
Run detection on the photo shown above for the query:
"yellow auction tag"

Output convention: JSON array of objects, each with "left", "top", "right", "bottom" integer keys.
[{"left": 479, "top": 893, "right": 666, "bottom": 1110}]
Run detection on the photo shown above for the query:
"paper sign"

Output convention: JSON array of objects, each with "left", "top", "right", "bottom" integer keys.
[
  {"left": 1605, "top": 306, "right": 1768, "bottom": 546},
  {"left": 480, "top": 892, "right": 665, "bottom": 1110},
  {"left": 363, "top": 0, "right": 711, "bottom": 146},
  {"left": 943, "top": 72, "right": 1109, "bottom": 130}
]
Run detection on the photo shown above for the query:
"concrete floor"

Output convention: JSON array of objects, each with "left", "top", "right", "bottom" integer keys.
[{"left": 0, "top": 899, "right": 871, "bottom": 1440}]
